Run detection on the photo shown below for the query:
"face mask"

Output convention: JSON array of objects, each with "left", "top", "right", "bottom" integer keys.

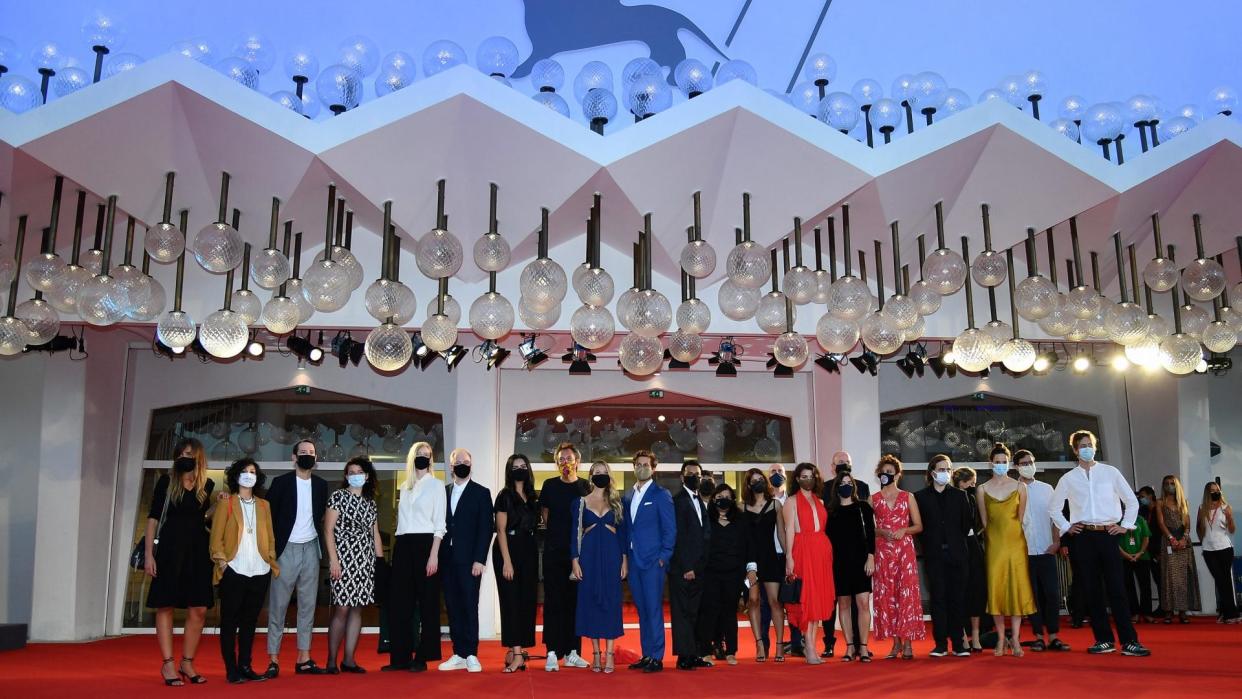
[
  {"left": 992, "top": 462, "right": 1009, "bottom": 477},
  {"left": 1077, "top": 446, "right": 1095, "bottom": 462},
  {"left": 347, "top": 473, "right": 366, "bottom": 488},
  {"left": 879, "top": 472, "right": 895, "bottom": 487},
  {"left": 933, "top": 470, "right": 951, "bottom": 486},
  {"left": 173, "top": 457, "right": 197, "bottom": 474},
  {"left": 1210, "top": 492, "right": 1221, "bottom": 502},
  {"left": 414, "top": 455, "right": 431, "bottom": 471},
  {"left": 835, "top": 462, "right": 851, "bottom": 474},
  {"left": 1139, "top": 496, "right": 1151, "bottom": 506},
  {"left": 453, "top": 463, "right": 471, "bottom": 479},
  {"left": 238, "top": 472, "right": 257, "bottom": 488},
  {"left": 798, "top": 478, "right": 815, "bottom": 491},
  {"left": 714, "top": 498, "right": 733, "bottom": 511},
  {"left": 749, "top": 481, "right": 767, "bottom": 494},
  {"left": 769, "top": 473, "right": 785, "bottom": 488},
  {"left": 296, "top": 454, "right": 316, "bottom": 470},
  {"left": 591, "top": 473, "right": 611, "bottom": 489},
  {"left": 509, "top": 464, "right": 530, "bottom": 478},
  {"left": 1164, "top": 483, "right": 1176, "bottom": 495},
  {"left": 1017, "top": 464, "right": 1037, "bottom": 480},
  {"left": 559, "top": 461, "right": 575, "bottom": 476},
  {"left": 838, "top": 483, "right": 855, "bottom": 499},
  {"left": 698, "top": 480, "right": 716, "bottom": 498},
  {"left": 635, "top": 464, "right": 653, "bottom": 481},
  {"left": 683, "top": 474, "right": 701, "bottom": 491}
]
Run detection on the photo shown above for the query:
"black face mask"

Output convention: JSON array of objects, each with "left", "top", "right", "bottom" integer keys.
[
  {"left": 173, "top": 457, "right": 197, "bottom": 474},
  {"left": 683, "top": 474, "right": 701, "bottom": 491},
  {"left": 414, "top": 455, "right": 431, "bottom": 471},
  {"left": 698, "top": 480, "right": 716, "bottom": 498},
  {"left": 714, "top": 498, "right": 733, "bottom": 511},
  {"left": 769, "top": 473, "right": 785, "bottom": 488},
  {"left": 749, "top": 481, "right": 767, "bottom": 494},
  {"left": 1211, "top": 492, "right": 1222, "bottom": 502},
  {"left": 296, "top": 454, "right": 316, "bottom": 470},
  {"left": 509, "top": 465, "right": 531, "bottom": 483},
  {"left": 453, "top": 463, "right": 471, "bottom": 479},
  {"left": 878, "top": 472, "right": 895, "bottom": 487},
  {"left": 838, "top": 483, "right": 855, "bottom": 499},
  {"left": 835, "top": 462, "right": 851, "bottom": 473},
  {"left": 591, "top": 473, "right": 611, "bottom": 489}
]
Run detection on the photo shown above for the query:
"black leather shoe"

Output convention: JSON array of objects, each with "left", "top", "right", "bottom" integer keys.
[
  {"left": 408, "top": 660, "right": 428, "bottom": 673},
  {"left": 628, "top": 656, "right": 652, "bottom": 670},
  {"left": 691, "top": 657, "right": 713, "bottom": 668},
  {"left": 643, "top": 659, "right": 664, "bottom": 673},
  {"left": 226, "top": 672, "right": 247, "bottom": 685},
  {"left": 238, "top": 666, "right": 266, "bottom": 682},
  {"left": 262, "top": 662, "right": 279, "bottom": 680},
  {"left": 676, "top": 659, "right": 695, "bottom": 671},
  {"left": 340, "top": 663, "right": 367, "bottom": 674},
  {"left": 295, "top": 659, "right": 327, "bottom": 675},
  {"left": 380, "top": 663, "right": 410, "bottom": 672}
]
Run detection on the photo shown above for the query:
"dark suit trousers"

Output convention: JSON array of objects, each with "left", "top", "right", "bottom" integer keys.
[
  {"left": 669, "top": 570, "right": 703, "bottom": 659},
  {"left": 218, "top": 568, "right": 270, "bottom": 674},
  {"left": 1069, "top": 530, "right": 1137, "bottom": 645},
  {"left": 542, "top": 551, "right": 581, "bottom": 657},
  {"left": 1028, "top": 553, "right": 1062, "bottom": 636},
  {"left": 924, "top": 554, "right": 967, "bottom": 649},
  {"left": 388, "top": 534, "right": 442, "bottom": 665},
  {"left": 442, "top": 550, "right": 482, "bottom": 658}
]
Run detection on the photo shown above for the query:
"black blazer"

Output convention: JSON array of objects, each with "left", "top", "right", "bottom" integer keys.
[
  {"left": 266, "top": 471, "right": 329, "bottom": 558},
  {"left": 670, "top": 487, "right": 710, "bottom": 576},
  {"left": 913, "top": 484, "right": 973, "bottom": 562},
  {"left": 442, "top": 480, "right": 494, "bottom": 567}
]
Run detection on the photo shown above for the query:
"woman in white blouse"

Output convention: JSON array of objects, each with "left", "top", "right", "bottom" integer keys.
[
  {"left": 1196, "top": 482, "right": 1238, "bottom": 623},
  {"left": 382, "top": 441, "right": 446, "bottom": 673}
]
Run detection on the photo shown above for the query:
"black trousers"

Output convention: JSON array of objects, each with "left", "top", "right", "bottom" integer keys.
[
  {"left": 697, "top": 568, "right": 744, "bottom": 656},
  {"left": 217, "top": 568, "right": 271, "bottom": 675},
  {"left": 494, "top": 534, "right": 538, "bottom": 648},
  {"left": 542, "top": 551, "right": 581, "bottom": 657},
  {"left": 1132, "top": 558, "right": 1159, "bottom": 615},
  {"left": 1027, "top": 554, "right": 1061, "bottom": 636},
  {"left": 1068, "top": 530, "right": 1137, "bottom": 645},
  {"left": 669, "top": 570, "right": 704, "bottom": 659},
  {"left": 1203, "top": 547, "right": 1239, "bottom": 620},
  {"left": 388, "top": 534, "right": 442, "bottom": 665},
  {"left": 923, "top": 553, "right": 967, "bottom": 650},
  {"left": 442, "top": 552, "right": 482, "bottom": 658}
]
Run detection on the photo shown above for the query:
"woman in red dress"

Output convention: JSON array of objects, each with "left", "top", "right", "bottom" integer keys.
[
  {"left": 783, "top": 463, "right": 835, "bottom": 664},
  {"left": 871, "top": 455, "right": 926, "bottom": 659}
]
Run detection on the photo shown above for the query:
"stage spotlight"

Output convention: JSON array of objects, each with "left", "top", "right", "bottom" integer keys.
[
  {"left": 849, "top": 350, "right": 879, "bottom": 376},
  {"left": 657, "top": 414, "right": 666, "bottom": 422},
  {"left": 1071, "top": 354, "right": 1091, "bottom": 374},
  {"left": 518, "top": 334, "right": 548, "bottom": 369},
  {"left": 1195, "top": 357, "right": 1209, "bottom": 374},
  {"left": 592, "top": 415, "right": 602, "bottom": 422},
  {"left": 942, "top": 349, "right": 956, "bottom": 365},
  {"left": 189, "top": 337, "right": 211, "bottom": 362},
  {"left": 153, "top": 336, "right": 185, "bottom": 360},
  {"left": 23, "top": 334, "right": 79, "bottom": 354},
  {"left": 474, "top": 340, "right": 510, "bottom": 370},
  {"left": 563, "top": 343, "right": 597, "bottom": 375},
  {"left": 765, "top": 353, "right": 795, "bottom": 377},
  {"left": 331, "top": 331, "right": 363, "bottom": 367},
  {"left": 246, "top": 335, "right": 265, "bottom": 359},
  {"left": 555, "top": 414, "right": 565, "bottom": 423},
  {"left": 287, "top": 331, "right": 323, "bottom": 364},
  {"left": 665, "top": 348, "right": 690, "bottom": 370},
  {"left": 1111, "top": 354, "right": 1130, "bottom": 372},
  {"left": 1032, "top": 350, "right": 1057, "bottom": 373},
  {"left": 814, "top": 353, "right": 843, "bottom": 374},
  {"left": 1206, "top": 355, "right": 1232, "bottom": 375},
  {"left": 897, "top": 344, "right": 927, "bottom": 378},
  {"left": 411, "top": 333, "right": 430, "bottom": 359},
  {"left": 708, "top": 336, "right": 743, "bottom": 376},
  {"left": 442, "top": 344, "right": 467, "bottom": 371}
]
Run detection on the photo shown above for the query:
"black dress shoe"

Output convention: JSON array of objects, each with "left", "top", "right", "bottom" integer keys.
[
  {"left": 628, "top": 656, "right": 652, "bottom": 670},
  {"left": 262, "top": 662, "right": 279, "bottom": 680},
  {"left": 295, "top": 659, "right": 327, "bottom": 675},
  {"left": 380, "top": 662, "right": 410, "bottom": 672},
  {"left": 238, "top": 666, "right": 266, "bottom": 681},
  {"left": 340, "top": 663, "right": 367, "bottom": 674},
  {"left": 226, "top": 672, "right": 247, "bottom": 685},
  {"left": 643, "top": 659, "right": 664, "bottom": 673},
  {"left": 408, "top": 660, "right": 428, "bottom": 673},
  {"left": 676, "top": 659, "right": 696, "bottom": 671},
  {"left": 692, "top": 657, "right": 713, "bottom": 668}
]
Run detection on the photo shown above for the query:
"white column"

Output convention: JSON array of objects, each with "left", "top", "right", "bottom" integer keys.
[{"left": 0, "top": 354, "right": 50, "bottom": 630}]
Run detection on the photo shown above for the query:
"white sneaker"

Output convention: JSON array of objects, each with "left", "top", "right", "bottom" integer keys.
[
  {"left": 438, "top": 655, "right": 468, "bottom": 671},
  {"left": 563, "top": 650, "right": 590, "bottom": 668},
  {"left": 465, "top": 655, "right": 482, "bottom": 673},
  {"left": 545, "top": 651, "right": 559, "bottom": 672}
]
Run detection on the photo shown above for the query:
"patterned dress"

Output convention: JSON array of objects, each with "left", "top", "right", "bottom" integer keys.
[
  {"left": 871, "top": 490, "right": 926, "bottom": 640},
  {"left": 328, "top": 489, "right": 378, "bottom": 607},
  {"left": 1158, "top": 502, "right": 1202, "bottom": 612}
]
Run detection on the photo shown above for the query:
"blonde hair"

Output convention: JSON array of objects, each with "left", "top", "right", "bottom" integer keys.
[
  {"left": 401, "top": 441, "right": 434, "bottom": 490},
  {"left": 588, "top": 460, "right": 623, "bottom": 520},
  {"left": 1161, "top": 474, "right": 1189, "bottom": 518},
  {"left": 1200, "top": 481, "right": 1227, "bottom": 518},
  {"left": 169, "top": 437, "right": 208, "bottom": 505}
]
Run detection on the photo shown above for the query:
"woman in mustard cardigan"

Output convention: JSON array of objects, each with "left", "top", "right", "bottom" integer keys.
[{"left": 211, "top": 458, "right": 280, "bottom": 685}]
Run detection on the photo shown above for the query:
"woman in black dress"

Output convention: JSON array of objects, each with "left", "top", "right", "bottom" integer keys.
[
  {"left": 741, "top": 467, "right": 786, "bottom": 662},
  {"left": 953, "top": 464, "right": 988, "bottom": 652},
  {"left": 824, "top": 472, "right": 875, "bottom": 662},
  {"left": 145, "top": 437, "right": 216, "bottom": 685},
  {"left": 493, "top": 453, "right": 539, "bottom": 673},
  {"left": 698, "top": 483, "right": 749, "bottom": 665}
]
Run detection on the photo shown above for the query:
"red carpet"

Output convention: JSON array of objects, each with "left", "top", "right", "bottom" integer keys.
[{"left": 1, "top": 619, "right": 1238, "bottom": 697}]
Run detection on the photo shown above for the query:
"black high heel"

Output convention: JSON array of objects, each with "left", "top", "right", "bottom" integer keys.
[
  {"left": 858, "top": 644, "right": 871, "bottom": 663},
  {"left": 161, "top": 658, "right": 184, "bottom": 686},
  {"left": 841, "top": 643, "right": 855, "bottom": 662},
  {"left": 178, "top": 657, "right": 206, "bottom": 684},
  {"left": 773, "top": 638, "right": 786, "bottom": 663}
]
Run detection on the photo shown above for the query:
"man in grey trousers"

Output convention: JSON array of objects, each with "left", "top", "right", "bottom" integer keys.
[{"left": 263, "top": 439, "right": 329, "bottom": 677}]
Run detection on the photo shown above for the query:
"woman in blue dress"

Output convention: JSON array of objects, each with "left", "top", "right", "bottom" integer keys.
[{"left": 571, "top": 460, "right": 628, "bottom": 673}]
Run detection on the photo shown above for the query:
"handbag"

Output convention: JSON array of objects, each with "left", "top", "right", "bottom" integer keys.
[
  {"left": 778, "top": 576, "right": 802, "bottom": 605},
  {"left": 130, "top": 486, "right": 171, "bottom": 570}
]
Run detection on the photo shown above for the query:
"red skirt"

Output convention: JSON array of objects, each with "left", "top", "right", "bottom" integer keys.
[{"left": 787, "top": 530, "right": 835, "bottom": 628}]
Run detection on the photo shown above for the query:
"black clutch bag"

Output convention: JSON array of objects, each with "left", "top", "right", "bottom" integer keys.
[
  {"left": 778, "top": 577, "right": 802, "bottom": 605},
  {"left": 373, "top": 558, "right": 392, "bottom": 606}
]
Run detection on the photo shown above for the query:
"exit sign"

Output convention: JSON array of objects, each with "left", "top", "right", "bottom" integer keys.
[
  {"left": 971, "top": 392, "right": 986, "bottom": 400},
  {"left": 294, "top": 385, "right": 311, "bottom": 395},
  {"left": 649, "top": 390, "right": 664, "bottom": 399}
]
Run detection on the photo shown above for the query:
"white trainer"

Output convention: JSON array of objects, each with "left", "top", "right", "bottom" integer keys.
[
  {"left": 563, "top": 650, "right": 591, "bottom": 668},
  {"left": 465, "top": 655, "right": 482, "bottom": 673},
  {"left": 438, "top": 655, "right": 467, "bottom": 671},
  {"left": 545, "top": 651, "right": 559, "bottom": 672}
]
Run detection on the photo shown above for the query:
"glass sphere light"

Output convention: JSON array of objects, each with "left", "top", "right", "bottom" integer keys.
[
  {"left": 618, "top": 333, "right": 663, "bottom": 375},
  {"left": 715, "top": 60, "right": 757, "bottom": 86},
  {"left": 473, "top": 233, "right": 511, "bottom": 273},
  {"left": 817, "top": 312, "right": 860, "bottom": 353},
  {"left": 416, "top": 227, "right": 464, "bottom": 279},
  {"left": 193, "top": 220, "right": 244, "bottom": 273},
  {"left": 755, "top": 292, "right": 791, "bottom": 334},
  {"left": 339, "top": 35, "right": 381, "bottom": 77},
  {"left": 15, "top": 298, "right": 59, "bottom": 345},
  {"left": 1014, "top": 275, "right": 1059, "bottom": 320},
  {"left": 668, "top": 329, "right": 702, "bottom": 363},
  {"left": 316, "top": 64, "right": 362, "bottom": 111},
  {"left": 860, "top": 312, "right": 903, "bottom": 355},
  {"left": 971, "top": 249, "right": 1008, "bottom": 287},
  {"left": 215, "top": 57, "right": 259, "bottom": 89},
  {"left": 199, "top": 309, "right": 248, "bottom": 358},
  {"left": 469, "top": 291, "right": 515, "bottom": 340},
  {"left": 717, "top": 280, "right": 760, "bottom": 321},
  {"left": 1181, "top": 256, "right": 1226, "bottom": 301},
  {"left": 1159, "top": 333, "right": 1203, "bottom": 375},
  {"left": 261, "top": 295, "right": 299, "bottom": 335},
  {"left": 519, "top": 257, "right": 567, "bottom": 313},
  {"left": 923, "top": 247, "right": 968, "bottom": 295},
  {"left": 157, "top": 309, "right": 196, "bottom": 347},
  {"left": 676, "top": 298, "right": 711, "bottom": 334},
  {"left": 476, "top": 36, "right": 519, "bottom": 77},
  {"left": 365, "top": 322, "right": 413, "bottom": 372},
  {"left": 951, "top": 328, "right": 999, "bottom": 372},
  {"left": 569, "top": 304, "right": 615, "bottom": 349},
  {"left": 0, "top": 75, "right": 41, "bottom": 113}
]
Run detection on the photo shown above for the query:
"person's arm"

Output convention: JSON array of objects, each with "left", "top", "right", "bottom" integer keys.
[
  {"left": 783, "top": 498, "right": 798, "bottom": 577},
  {"left": 775, "top": 501, "right": 788, "bottom": 553},
  {"left": 1017, "top": 482, "right": 1028, "bottom": 522},
  {"left": 1227, "top": 505, "right": 1236, "bottom": 535},
  {"left": 657, "top": 489, "right": 676, "bottom": 568},
  {"left": 1155, "top": 502, "right": 1172, "bottom": 540},
  {"left": 143, "top": 475, "right": 169, "bottom": 578},
  {"left": 1181, "top": 508, "right": 1193, "bottom": 548},
  {"left": 1196, "top": 506, "right": 1207, "bottom": 542},
  {"left": 906, "top": 494, "right": 923, "bottom": 536},
  {"left": 372, "top": 519, "right": 383, "bottom": 559},
  {"left": 1115, "top": 470, "right": 1140, "bottom": 531},
  {"left": 977, "top": 485, "right": 989, "bottom": 529},
  {"left": 1049, "top": 476, "right": 1072, "bottom": 536},
  {"left": 473, "top": 489, "right": 494, "bottom": 573},
  {"left": 496, "top": 495, "right": 513, "bottom": 580},
  {"left": 863, "top": 504, "right": 877, "bottom": 576},
  {"left": 427, "top": 484, "right": 445, "bottom": 576},
  {"left": 325, "top": 502, "right": 341, "bottom": 580},
  {"left": 1136, "top": 519, "right": 1150, "bottom": 557},
  {"left": 570, "top": 498, "right": 584, "bottom": 580},
  {"left": 262, "top": 502, "right": 280, "bottom": 578},
  {"left": 618, "top": 504, "right": 629, "bottom": 580},
  {"left": 209, "top": 500, "right": 229, "bottom": 571}
]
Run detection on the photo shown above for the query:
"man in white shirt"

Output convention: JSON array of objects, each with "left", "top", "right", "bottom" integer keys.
[
  {"left": 1048, "top": 430, "right": 1150, "bottom": 657},
  {"left": 1016, "top": 449, "right": 1069, "bottom": 652}
]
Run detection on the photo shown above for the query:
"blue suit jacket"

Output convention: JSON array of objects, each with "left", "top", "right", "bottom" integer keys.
[{"left": 623, "top": 481, "right": 676, "bottom": 571}]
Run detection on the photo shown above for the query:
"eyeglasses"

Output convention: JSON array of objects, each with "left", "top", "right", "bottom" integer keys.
[{"left": 1016, "top": 461, "right": 1034, "bottom": 467}]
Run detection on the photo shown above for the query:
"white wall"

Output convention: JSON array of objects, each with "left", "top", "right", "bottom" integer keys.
[{"left": 0, "top": 354, "right": 48, "bottom": 627}]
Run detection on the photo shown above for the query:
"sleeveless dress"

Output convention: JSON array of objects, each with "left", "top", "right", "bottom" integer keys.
[
  {"left": 871, "top": 490, "right": 926, "bottom": 640},
  {"left": 787, "top": 491, "right": 835, "bottom": 628},
  {"left": 983, "top": 489, "right": 1036, "bottom": 616},
  {"left": 327, "top": 489, "right": 378, "bottom": 607},
  {"left": 572, "top": 500, "right": 625, "bottom": 639},
  {"left": 1158, "top": 502, "right": 1202, "bottom": 612},
  {"left": 146, "top": 475, "right": 215, "bottom": 609}
]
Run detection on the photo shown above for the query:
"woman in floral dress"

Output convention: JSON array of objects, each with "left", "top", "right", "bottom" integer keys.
[{"left": 871, "top": 455, "right": 926, "bottom": 659}]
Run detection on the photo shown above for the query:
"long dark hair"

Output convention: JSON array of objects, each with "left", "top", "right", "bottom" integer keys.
[
  {"left": 225, "top": 457, "right": 266, "bottom": 496},
  {"left": 824, "top": 471, "right": 855, "bottom": 515},
  {"left": 504, "top": 453, "right": 535, "bottom": 495},
  {"left": 792, "top": 462, "right": 823, "bottom": 496},
  {"left": 742, "top": 467, "right": 773, "bottom": 507},
  {"left": 340, "top": 456, "right": 379, "bottom": 501}
]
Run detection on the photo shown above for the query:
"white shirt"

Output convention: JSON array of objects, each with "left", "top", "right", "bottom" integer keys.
[
  {"left": 397, "top": 473, "right": 447, "bottom": 538},
  {"left": 451, "top": 479, "right": 469, "bottom": 514},
  {"left": 1049, "top": 461, "right": 1139, "bottom": 534},
  {"left": 1021, "top": 479, "right": 1056, "bottom": 554},
  {"left": 229, "top": 498, "right": 271, "bottom": 577},
  {"left": 1202, "top": 505, "right": 1232, "bottom": 551},
  {"left": 631, "top": 480, "right": 652, "bottom": 523},
  {"left": 288, "top": 475, "right": 317, "bottom": 544},
  {"left": 683, "top": 486, "right": 703, "bottom": 526}
]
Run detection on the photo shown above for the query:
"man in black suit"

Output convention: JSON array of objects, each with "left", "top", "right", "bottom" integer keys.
[
  {"left": 670, "top": 460, "right": 711, "bottom": 670},
  {"left": 264, "top": 439, "right": 329, "bottom": 677},
  {"left": 914, "top": 454, "right": 974, "bottom": 657},
  {"left": 822, "top": 451, "right": 870, "bottom": 658},
  {"left": 437, "top": 448, "right": 493, "bottom": 673}
]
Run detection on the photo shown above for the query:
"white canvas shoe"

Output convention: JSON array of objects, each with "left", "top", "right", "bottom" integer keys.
[
  {"left": 465, "top": 655, "right": 482, "bottom": 673},
  {"left": 564, "top": 650, "right": 591, "bottom": 668},
  {"left": 545, "top": 651, "right": 559, "bottom": 672},
  {"left": 438, "top": 655, "right": 468, "bottom": 671}
]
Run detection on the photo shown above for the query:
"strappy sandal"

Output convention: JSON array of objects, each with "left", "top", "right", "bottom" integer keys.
[
  {"left": 858, "top": 644, "right": 872, "bottom": 663},
  {"left": 178, "top": 657, "right": 206, "bottom": 684},
  {"left": 773, "top": 638, "right": 786, "bottom": 662},
  {"left": 161, "top": 657, "right": 184, "bottom": 686},
  {"left": 591, "top": 651, "right": 602, "bottom": 673},
  {"left": 885, "top": 646, "right": 900, "bottom": 660},
  {"left": 902, "top": 644, "right": 914, "bottom": 660},
  {"left": 604, "top": 651, "right": 615, "bottom": 674},
  {"left": 503, "top": 655, "right": 526, "bottom": 673},
  {"left": 755, "top": 639, "right": 767, "bottom": 663},
  {"left": 841, "top": 643, "right": 855, "bottom": 662},
  {"left": 1010, "top": 639, "right": 1025, "bottom": 658}
]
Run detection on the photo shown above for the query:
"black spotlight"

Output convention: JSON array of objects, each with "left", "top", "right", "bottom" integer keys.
[
  {"left": 563, "top": 343, "right": 596, "bottom": 375},
  {"left": 708, "top": 336, "right": 743, "bottom": 377},
  {"left": 1207, "top": 355, "right": 1232, "bottom": 375},
  {"left": 442, "top": 344, "right": 467, "bottom": 371},
  {"left": 765, "top": 353, "right": 795, "bottom": 377},
  {"left": 896, "top": 343, "right": 927, "bottom": 378},
  {"left": 24, "top": 334, "right": 81, "bottom": 354},
  {"left": 189, "top": 337, "right": 212, "bottom": 362},
  {"left": 927, "top": 355, "right": 957, "bottom": 378},
  {"left": 412, "top": 333, "right": 430, "bottom": 359},
  {"left": 518, "top": 334, "right": 548, "bottom": 369},
  {"left": 849, "top": 350, "right": 879, "bottom": 376},
  {"left": 331, "top": 331, "right": 363, "bottom": 367},
  {"left": 814, "top": 353, "right": 843, "bottom": 373},
  {"left": 665, "top": 348, "right": 690, "bottom": 370},
  {"left": 475, "top": 340, "right": 510, "bottom": 370},
  {"left": 152, "top": 335, "right": 184, "bottom": 360},
  {"left": 287, "top": 331, "right": 323, "bottom": 364}
]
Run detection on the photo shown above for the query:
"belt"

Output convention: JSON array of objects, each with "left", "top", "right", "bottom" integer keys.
[{"left": 1081, "top": 524, "right": 1113, "bottom": 532}]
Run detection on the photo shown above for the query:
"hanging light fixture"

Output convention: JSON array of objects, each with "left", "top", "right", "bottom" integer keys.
[
  {"left": 719, "top": 226, "right": 762, "bottom": 322},
  {"left": 1037, "top": 228, "right": 1075, "bottom": 336},
  {"left": 113, "top": 214, "right": 155, "bottom": 314},
  {"left": 907, "top": 233, "right": 941, "bottom": 316},
  {"left": 881, "top": 221, "right": 919, "bottom": 329},
  {"left": 680, "top": 190, "right": 717, "bottom": 279},
  {"left": 46, "top": 190, "right": 92, "bottom": 314},
  {"left": 422, "top": 277, "right": 459, "bottom": 353},
  {"left": 126, "top": 245, "right": 167, "bottom": 322},
  {"left": 230, "top": 240, "right": 260, "bottom": 325},
  {"left": 974, "top": 206, "right": 1012, "bottom": 359},
  {"left": 772, "top": 291, "right": 809, "bottom": 368},
  {"left": 1125, "top": 244, "right": 1164, "bottom": 367},
  {"left": 251, "top": 197, "right": 291, "bottom": 289},
  {"left": 923, "top": 201, "right": 968, "bottom": 296},
  {"left": 1159, "top": 244, "right": 1206, "bottom": 375},
  {"left": 14, "top": 227, "right": 61, "bottom": 345},
  {"left": 1142, "top": 213, "right": 1179, "bottom": 292},
  {"left": 417, "top": 179, "right": 465, "bottom": 281},
  {"left": 997, "top": 248, "right": 1036, "bottom": 373},
  {"left": 518, "top": 208, "right": 563, "bottom": 330},
  {"left": 145, "top": 172, "right": 184, "bottom": 263},
  {"left": 950, "top": 235, "right": 999, "bottom": 372},
  {"left": 817, "top": 215, "right": 861, "bottom": 353},
  {"left": 365, "top": 215, "right": 414, "bottom": 372},
  {"left": 1202, "top": 285, "right": 1238, "bottom": 354},
  {"left": 1014, "top": 227, "right": 1059, "bottom": 320},
  {"left": 898, "top": 266, "right": 926, "bottom": 342},
  {"left": 618, "top": 221, "right": 664, "bottom": 376},
  {"left": 76, "top": 195, "right": 128, "bottom": 326},
  {"left": 971, "top": 204, "right": 1008, "bottom": 288},
  {"left": 316, "top": 202, "right": 363, "bottom": 291},
  {"left": 783, "top": 217, "right": 817, "bottom": 305},
  {"left": 365, "top": 208, "right": 418, "bottom": 326},
  {"left": 1063, "top": 217, "right": 1102, "bottom": 320},
  {"left": 80, "top": 203, "right": 105, "bottom": 276},
  {"left": 474, "top": 182, "right": 513, "bottom": 275},
  {"left": 285, "top": 231, "right": 315, "bottom": 324},
  {"left": 156, "top": 210, "right": 197, "bottom": 348},
  {"left": 261, "top": 223, "right": 303, "bottom": 334},
  {"left": 724, "top": 193, "right": 771, "bottom": 290},
  {"left": 192, "top": 171, "right": 244, "bottom": 273},
  {"left": 1105, "top": 233, "right": 1150, "bottom": 345},
  {"left": 198, "top": 260, "right": 249, "bottom": 359},
  {"left": 811, "top": 224, "right": 832, "bottom": 303},
  {"left": 25, "top": 175, "right": 67, "bottom": 294},
  {"left": 302, "top": 185, "right": 352, "bottom": 312},
  {"left": 1181, "top": 213, "right": 1227, "bottom": 302},
  {"left": 756, "top": 243, "right": 791, "bottom": 335},
  {"left": 569, "top": 195, "right": 614, "bottom": 350},
  {"left": 829, "top": 204, "right": 872, "bottom": 320},
  {"left": 860, "top": 241, "right": 903, "bottom": 355},
  {"left": 668, "top": 272, "right": 704, "bottom": 364},
  {"left": 0, "top": 216, "right": 31, "bottom": 355}
]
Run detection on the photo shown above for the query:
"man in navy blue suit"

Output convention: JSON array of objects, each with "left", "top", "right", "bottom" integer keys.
[
  {"left": 623, "top": 449, "right": 676, "bottom": 673},
  {"left": 438, "top": 448, "right": 494, "bottom": 673}
]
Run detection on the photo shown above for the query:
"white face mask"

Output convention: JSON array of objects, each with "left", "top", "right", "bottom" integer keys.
[
  {"left": 932, "top": 470, "right": 951, "bottom": 486},
  {"left": 238, "top": 472, "right": 257, "bottom": 488},
  {"left": 1017, "top": 464, "right": 1037, "bottom": 480}
]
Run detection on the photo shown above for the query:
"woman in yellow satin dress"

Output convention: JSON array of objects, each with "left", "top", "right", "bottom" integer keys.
[{"left": 978, "top": 443, "right": 1036, "bottom": 657}]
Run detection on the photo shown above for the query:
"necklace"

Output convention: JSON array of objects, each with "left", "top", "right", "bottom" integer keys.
[{"left": 240, "top": 498, "right": 256, "bottom": 534}]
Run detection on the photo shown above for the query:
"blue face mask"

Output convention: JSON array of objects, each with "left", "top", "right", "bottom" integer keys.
[
  {"left": 992, "top": 462, "right": 1009, "bottom": 477},
  {"left": 933, "top": 470, "right": 951, "bottom": 486},
  {"left": 1078, "top": 446, "right": 1096, "bottom": 462},
  {"left": 769, "top": 473, "right": 785, "bottom": 488},
  {"left": 347, "top": 473, "right": 367, "bottom": 488}
]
